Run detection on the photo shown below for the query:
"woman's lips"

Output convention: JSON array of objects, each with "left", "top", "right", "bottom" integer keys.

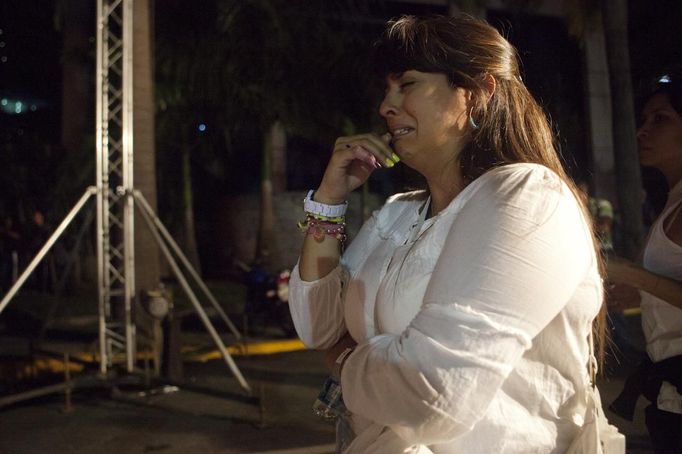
[{"left": 391, "top": 127, "right": 414, "bottom": 137}]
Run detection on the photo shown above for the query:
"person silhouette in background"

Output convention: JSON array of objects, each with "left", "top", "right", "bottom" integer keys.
[
  {"left": 0, "top": 215, "right": 21, "bottom": 292},
  {"left": 578, "top": 180, "right": 615, "bottom": 255},
  {"left": 578, "top": 181, "right": 642, "bottom": 363}
]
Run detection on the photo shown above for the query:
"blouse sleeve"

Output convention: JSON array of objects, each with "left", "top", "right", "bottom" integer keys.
[
  {"left": 289, "top": 212, "right": 380, "bottom": 349},
  {"left": 340, "top": 166, "right": 596, "bottom": 444}
]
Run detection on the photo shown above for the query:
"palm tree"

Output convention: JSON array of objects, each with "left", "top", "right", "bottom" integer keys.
[
  {"left": 58, "top": 0, "right": 93, "bottom": 158},
  {"left": 563, "top": 0, "right": 644, "bottom": 259},
  {"left": 599, "top": 0, "right": 644, "bottom": 259},
  {"left": 132, "top": 0, "right": 161, "bottom": 291},
  {"left": 155, "top": 0, "right": 381, "bottom": 272},
  {"left": 216, "top": 0, "right": 382, "bottom": 271}
]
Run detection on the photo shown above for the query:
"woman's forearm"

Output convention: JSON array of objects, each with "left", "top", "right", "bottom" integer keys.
[
  {"left": 298, "top": 133, "right": 393, "bottom": 281},
  {"left": 632, "top": 268, "right": 682, "bottom": 309},
  {"left": 298, "top": 233, "right": 342, "bottom": 282},
  {"left": 609, "top": 261, "right": 682, "bottom": 309}
]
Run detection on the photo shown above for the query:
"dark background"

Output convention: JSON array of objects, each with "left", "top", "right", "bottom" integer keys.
[{"left": 1, "top": 0, "right": 680, "bottom": 274}]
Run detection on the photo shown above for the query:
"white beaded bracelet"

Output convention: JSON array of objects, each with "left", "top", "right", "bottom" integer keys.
[{"left": 303, "top": 190, "right": 348, "bottom": 218}]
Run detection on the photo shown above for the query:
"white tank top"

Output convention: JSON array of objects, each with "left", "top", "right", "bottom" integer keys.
[{"left": 641, "top": 180, "right": 682, "bottom": 413}]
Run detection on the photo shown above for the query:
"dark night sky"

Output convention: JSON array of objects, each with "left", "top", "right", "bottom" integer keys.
[
  {"left": 1, "top": 1, "right": 678, "bottom": 119},
  {"left": 0, "top": 1, "right": 677, "bottom": 148},
  {"left": 0, "top": 2, "right": 61, "bottom": 109},
  {"left": 1, "top": 0, "right": 680, "bottom": 275},
  {"left": 0, "top": 0, "right": 680, "bottom": 207}
]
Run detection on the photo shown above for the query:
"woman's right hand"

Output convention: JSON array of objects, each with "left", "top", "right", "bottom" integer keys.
[{"left": 314, "top": 133, "right": 397, "bottom": 204}]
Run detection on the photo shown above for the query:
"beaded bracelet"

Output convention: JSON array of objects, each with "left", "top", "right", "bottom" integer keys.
[
  {"left": 307, "top": 221, "right": 347, "bottom": 244},
  {"left": 298, "top": 217, "right": 347, "bottom": 245},
  {"left": 305, "top": 212, "right": 346, "bottom": 224},
  {"left": 297, "top": 213, "right": 344, "bottom": 230}
]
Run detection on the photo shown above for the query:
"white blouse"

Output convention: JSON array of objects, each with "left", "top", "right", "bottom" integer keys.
[{"left": 289, "top": 164, "right": 602, "bottom": 453}]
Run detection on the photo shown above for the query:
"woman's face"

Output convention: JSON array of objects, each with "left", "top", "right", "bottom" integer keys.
[
  {"left": 379, "top": 70, "right": 471, "bottom": 175},
  {"left": 637, "top": 92, "right": 682, "bottom": 170}
]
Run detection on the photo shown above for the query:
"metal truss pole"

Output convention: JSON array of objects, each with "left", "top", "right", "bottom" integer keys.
[
  {"left": 95, "top": 0, "right": 249, "bottom": 392},
  {"left": 0, "top": 0, "right": 250, "bottom": 399},
  {"left": 96, "top": 0, "right": 136, "bottom": 373},
  {"left": 134, "top": 191, "right": 251, "bottom": 393},
  {"left": 133, "top": 193, "right": 242, "bottom": 341}
]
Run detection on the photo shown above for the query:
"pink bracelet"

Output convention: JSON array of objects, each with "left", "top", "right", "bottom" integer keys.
[{"left": 305, "top": 219, "right": 347, "bottom": 244}]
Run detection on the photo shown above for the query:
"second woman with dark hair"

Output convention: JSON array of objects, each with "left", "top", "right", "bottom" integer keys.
[
  {"left": 290, "top": 14, "right": 613, "bottom": 452},
  {"left": 608, "top": 75, "right": 682, "bottom": 453}
]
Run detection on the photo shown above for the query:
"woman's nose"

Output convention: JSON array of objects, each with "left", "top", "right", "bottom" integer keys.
[
  {"left": 636, "top": 124, "right": 648, "bottom": 141},
  {"left": 379, "top": 93, "right": 398, "bottom": 118}
]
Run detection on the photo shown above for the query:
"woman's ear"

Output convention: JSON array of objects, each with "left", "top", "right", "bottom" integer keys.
[
  {"left": 467, "top": 74, "right": 496, "bottom": 110},
  {"left": 482, "top": 73, "right": 496, "bottom": 99}
]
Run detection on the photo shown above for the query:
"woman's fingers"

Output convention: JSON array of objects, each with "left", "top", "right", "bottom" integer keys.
[
  {"left": 317, "top": 133, "right": 399, "bottom": 202},
  {"left": 364, "top": 133, "right": 400, "bottom": 165},
  {"left": 335, "top": 133, "right": 398, "bottom": 168}
]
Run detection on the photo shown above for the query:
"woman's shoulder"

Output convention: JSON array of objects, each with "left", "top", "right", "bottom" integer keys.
[
  {"left": 481, "top": 163, "right": 563, "bottom": 190},
  {"left": 466, "top": 163, "right": 566, "bottom": 204},
  {"left": 446, "top": 163, "right": 575, "bottom": 222}
]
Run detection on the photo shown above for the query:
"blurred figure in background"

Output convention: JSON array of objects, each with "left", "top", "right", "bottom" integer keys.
[
  {"left": 22, "top": 209, "right": 54, "bottom": 293},
  {"left": 578, "top": 181, "right": 642, "bottom": 363},
  {"left": 578, "top": 180, "right": 615, "bottom": 255},
  {"left": 0, "top": 215, "right": 21, "bottom": 292}
]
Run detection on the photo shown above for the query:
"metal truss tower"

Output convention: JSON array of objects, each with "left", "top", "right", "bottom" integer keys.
[
  {"left": 93, "top": 1, "right": 248, "bottom": 393},
  {"left": 0, "top": 0, "right": 251, "bottom": 395},
  {"left": 95, "top": 0, "right": 136, "bottom": 374}
]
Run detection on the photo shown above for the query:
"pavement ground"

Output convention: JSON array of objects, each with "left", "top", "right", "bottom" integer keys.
[
  {"left": 0, "top": 346, "right": 337, "bottom": 454},
  {"left": 0, "top": 311, "right": 657, "bottom": 453}
]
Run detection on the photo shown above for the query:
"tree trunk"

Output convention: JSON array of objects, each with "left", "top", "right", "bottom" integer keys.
[
  {"left": 580, "top": 12, "right": 618, "bottom": 204},
  {"left": 60, "top": 0, "right": 93, "bottom": 287},
  {"left": 181, "top": 138, "right": 201, "bottom": 274},
  {"left": 132, "top": 0, "right": 161, "bottom": 291},
  {"left": 270, "top": 120, "right": 287, "bottom": 193},
  {"left": 256, "top": 122, "right": 282, "bottom": 273},
  {"left": 601, "top": 0, "right": 645, "bottom": 259},
  {"left": 61, "top": 0, "right": 92, "bottom": 155}
]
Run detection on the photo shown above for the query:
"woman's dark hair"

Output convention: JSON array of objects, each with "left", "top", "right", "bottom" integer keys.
[
  {"left": 373, "top": 14, "right": 564, "bottom": 181},
  {"left": 373, "top": 14, "right": 608, "bottom": 366},
  {"left": 644, "top": 74, "right": 682, "bottom": 115}
]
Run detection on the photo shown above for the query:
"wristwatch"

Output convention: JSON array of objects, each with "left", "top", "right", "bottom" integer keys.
[
  {"left": 332, "top": 346, "right": 355, "bottom": 379},
  {"left": 303, "top": 190, "right": 348, "bottom": 218}
]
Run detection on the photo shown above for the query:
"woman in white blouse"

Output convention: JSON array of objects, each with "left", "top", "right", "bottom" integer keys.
[
  {"left": 607, "top": 76, "right": 682, "bottom": 452},
  {"left": 290, "top": 15, "right": 607, "bottom": 453}
]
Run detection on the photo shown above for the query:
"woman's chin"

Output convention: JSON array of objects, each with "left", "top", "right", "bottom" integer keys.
[
  {"left": 392, "top": 143, "right": 409, "bottom": 160},
  {"left": 638, "top": 152, "right": 654, "bottom": 168}
]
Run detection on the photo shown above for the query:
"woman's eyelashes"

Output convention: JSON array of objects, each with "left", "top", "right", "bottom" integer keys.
[
  {"left": 399, "top": 81, "right": 415, "bottom": 91},
  {"left": 642, "top": 110, "right": 673, "bottom": 126}
]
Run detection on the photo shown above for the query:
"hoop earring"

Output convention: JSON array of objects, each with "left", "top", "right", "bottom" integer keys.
[{"left": 468, "top": 112, "right": 479, "bottom": 130}]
